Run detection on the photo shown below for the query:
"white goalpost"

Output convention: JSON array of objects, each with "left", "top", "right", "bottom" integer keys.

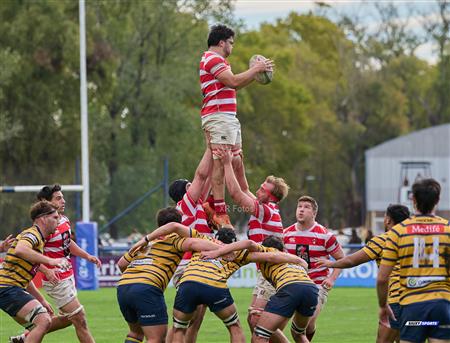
[{"left": 1, "top": 0, "right": 90, "bottom": 222}]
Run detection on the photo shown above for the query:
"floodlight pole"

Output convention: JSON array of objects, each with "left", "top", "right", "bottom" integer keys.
[{"left": 79, "top": 0, "right": 90, "bottom": 222}]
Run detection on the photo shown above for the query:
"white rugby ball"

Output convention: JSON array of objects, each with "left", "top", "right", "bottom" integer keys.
[{"left": 249, "top": 54, "right": 273, "bottom": 85}]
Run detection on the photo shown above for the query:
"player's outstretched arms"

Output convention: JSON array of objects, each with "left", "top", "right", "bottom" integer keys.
[
  {"left": 15, "top": 241, "right": 69, "bottom": 268},
  {"left": 181, "top": 238, "right": 221, "bottom": 253},
  {"left": 316, "top": 249, "right": 370, "bottom": 269},
  {"left": 217, "top": 60, "right": 274, "bottom": 89},
  {"left": 130, "top": 222, "right": 191, "bottom": 254},
  {"left": 69, "top": 240, "right": 102, "bottom": 267},
  {"left": 189, "top": 147, "right": 213, "bottom": 203},
  {"left": 201, "top": 239, "right": 258, "bottom": 259},
  {"left": 248, "top": 252, "right": 308, "bottom": 269},
  {"left": 216, "top": 149, "right": 256, "bottom": 214}
]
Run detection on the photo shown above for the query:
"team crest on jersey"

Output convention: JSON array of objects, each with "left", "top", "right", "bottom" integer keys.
[
  {"left": 296, "top": 244, "right": 311, "bottom": 267},
  {"left": 131, "top": 258, "right": 153, "bottom": 267},
  {"left": 289, "top": 237, "right": 296, "bottom": 243},
  {"left": 204, "top": 258, "right": 223, "bottom": 268}
]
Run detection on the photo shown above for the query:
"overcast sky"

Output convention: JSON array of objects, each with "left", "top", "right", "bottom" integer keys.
[{"left": 233, "top": 0, "right": 442, "bottom": 63}]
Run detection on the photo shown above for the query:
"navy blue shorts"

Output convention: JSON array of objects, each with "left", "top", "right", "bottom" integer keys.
[
  {"left": 174, "top": 281, "right": 234, "bottom": 313},
  {"left": 265, "top": 282, "right": 319, "bottom": 318},
  {"left": 400, "top": 299, "right": 450, "bottom": 342},
  {"left": 117, "top": 283, "right": 168, "bottom": 326},
  {"left": 389, "top": 303, "right": 401, "bottom": 330},
  {"left": 0, "top": 286, "right": 35, "bottom": 317}
]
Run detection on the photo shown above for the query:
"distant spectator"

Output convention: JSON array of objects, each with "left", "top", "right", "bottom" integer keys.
[
  {"left": 365, "top": 229, "right": 374, "bottom": 244},
  {"left": 127, "top": 228, "right": 143, "bottom": 245},
  {"left": 335, "top": 228, "right": 350, "bottom": 254},
  {"left": 348, "top": 229, "right": 362, "bottom": 253}
]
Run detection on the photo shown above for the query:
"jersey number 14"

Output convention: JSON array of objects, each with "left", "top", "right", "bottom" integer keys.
[{"left": 412, "top": 237, "right": 440, "bottom": 268}]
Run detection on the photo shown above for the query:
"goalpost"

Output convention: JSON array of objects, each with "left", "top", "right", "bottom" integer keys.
[{"left": 1, "top": 0, "right": 97, "bottom": 290}]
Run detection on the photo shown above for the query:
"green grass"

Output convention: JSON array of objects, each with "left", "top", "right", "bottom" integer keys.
[{"left": 0, "top": 287, "right": 378, "bottom": 342}]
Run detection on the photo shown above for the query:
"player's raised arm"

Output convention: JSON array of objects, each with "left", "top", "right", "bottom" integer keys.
[
  {"left": 130, "top": 222, "right": 191, "bottom": 254},
  {"left": 201, "top": 239, "right": 259, "bottom": 259},
  {"left": 317, "top": 249, "right": 370, "bottom": 269},
  {"left": 187, "top": 146, "right": 213, "bottom": 204},
  {"left": 181, "top": 237, "right": 222, "bottom": 253},
  {"left": 216, "top": 149, "right": 257, "bottom": 214}
]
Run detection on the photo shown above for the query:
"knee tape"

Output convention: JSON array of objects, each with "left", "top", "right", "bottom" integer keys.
[
  {"left": 173, "top": 316, "right": 190, "bottom": 329},
  {"left": 291, "top": 321, "right": 306, "bottom": 335},
  {"left": 22, "top": 304, "right": 48, "bottom": 329},
  {"left": 61, "top": 305, "right": 84, "bottom": 318},
  {"left": 231, "top": 148, "right": 242, "bottom": 157},
  {"left": 223, "top": 312, "right": 239, "bottom": 327},
  {"left": 254, "top": 325, "right": 274, "bottom": 339}
]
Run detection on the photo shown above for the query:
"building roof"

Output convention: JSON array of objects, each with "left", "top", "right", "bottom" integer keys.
[{"left": 366, "top": 123, "right": 450, "bottom": 158}]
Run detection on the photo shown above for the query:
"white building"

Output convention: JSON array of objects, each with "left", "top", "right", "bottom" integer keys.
[{"left": 365, "top": 124, "right": 450, "bottom": 233}]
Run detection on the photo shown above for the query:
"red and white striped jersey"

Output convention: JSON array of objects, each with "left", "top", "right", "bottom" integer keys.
[
  {"left": 247, "top": 201, "right": 283, "bottom": 244},
  {"left": 43, "top": 215, "right": 73, "bottom": 281},
  {"left": 177, "top": 192, "right": 213, "bottom": 259},
  {"left": 200, "top": 51, "right": 237, "bottom": 118},
  {"left": 283, "top": 222, "right": 340, "bottom": 285}
]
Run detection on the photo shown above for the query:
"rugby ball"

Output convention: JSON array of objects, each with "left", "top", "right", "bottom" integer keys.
[{"left": 249, "top": 54, "right": 273, "bottom": 85}]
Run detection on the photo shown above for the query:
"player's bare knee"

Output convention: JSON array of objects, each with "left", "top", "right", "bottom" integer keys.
[
  {"left": 33, "top": 313, "right": 51, "bottom": 333},
  {"left": 68, "top": 308, "right": 88, "bottom": 329}
]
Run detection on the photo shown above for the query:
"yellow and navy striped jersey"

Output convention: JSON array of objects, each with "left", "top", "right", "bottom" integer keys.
[
  {"left": 0, "top": 226, "right": 45, "bottom": 288},
  {"left": 118, "top": 233, "right": 188, "bottom": 290},
  {"left": 179, "top": 247, "right": 252, "bottom": 289},
  {"left": 381, "top": 215, "right": 450, "bottom": 305},
  {"left": 362, "top": 232, "right": 401, "bottom": 303},
  {"left": 257, "top": 246, "right": 314, "bottom": 291}
]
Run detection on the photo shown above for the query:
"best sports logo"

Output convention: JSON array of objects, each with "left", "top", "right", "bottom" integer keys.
[{"left": 405, "top": 321, "right": 439, "bottom": 326}]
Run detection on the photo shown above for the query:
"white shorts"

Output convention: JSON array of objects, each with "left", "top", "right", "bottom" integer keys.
[
  {"left": 172, "top": 259, "right": 189, "bottom": 288},
  {"left": 252, "top": 272, "right": 276, "bottom": 302},
  {"left": 202, "top": 113, "right": 242, "bottom": 146},
  {"left": 43, "top": 275, "right": 77, "bottom": 309}
]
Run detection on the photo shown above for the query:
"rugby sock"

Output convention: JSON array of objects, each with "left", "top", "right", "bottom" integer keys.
[
  {"left": 124, "top": 336, "right": 142, "bottom": 343},
  {"left": 306, "top": 330, "right": 316, "bottom": 341},
  {"left": 214, "top": 199, "right": 227, "bottom": 214}
]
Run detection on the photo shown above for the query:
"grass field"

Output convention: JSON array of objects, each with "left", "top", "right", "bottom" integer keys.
[{"left": 0, "top": 287, "right": 379, "bottom": 342}]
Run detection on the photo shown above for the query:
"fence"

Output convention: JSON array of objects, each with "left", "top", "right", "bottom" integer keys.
[{"left": 93, "top": 244, "right": 377, "bottom": 288}]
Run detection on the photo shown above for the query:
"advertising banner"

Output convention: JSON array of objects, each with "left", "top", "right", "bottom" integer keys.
[
  {"left": 97, "top": 258, "right": 377, "bottom": 288},
  {"left": 75, "top": 222, "right": 99, "bottom": 290}
]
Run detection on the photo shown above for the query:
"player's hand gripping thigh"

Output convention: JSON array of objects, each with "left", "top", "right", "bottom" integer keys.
[
  {"left": 252, "top": 311, "right": 288, "bottom": 343},
  {"left": 215, "top": 303, "right": 245, "bottom": 343}
]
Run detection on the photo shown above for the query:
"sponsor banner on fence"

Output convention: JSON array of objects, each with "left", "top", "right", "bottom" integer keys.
[
  {"left": 75, "top": 222, "right": 99, "bottom": 290},
  {"left": 98, "top": 256, "right": 377, "bottom": 288}
]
